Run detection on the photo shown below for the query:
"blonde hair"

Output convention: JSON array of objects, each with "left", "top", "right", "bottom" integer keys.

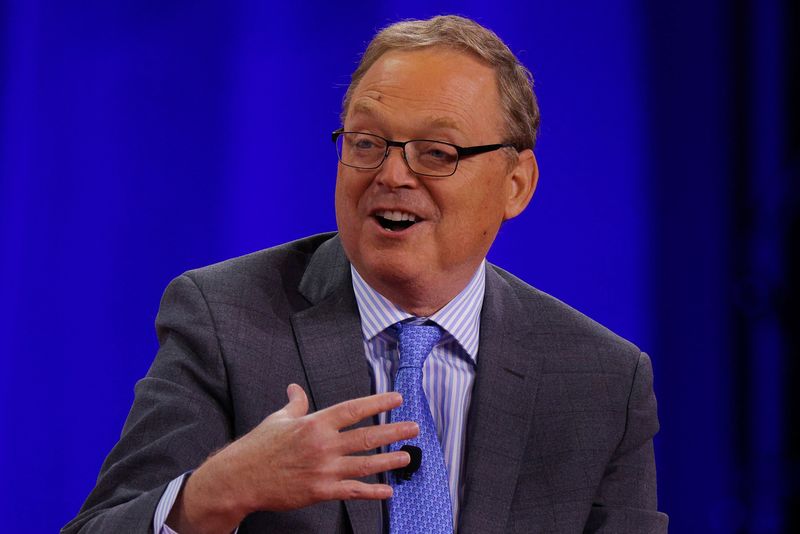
[{"left": 341, "top": 15, "right": 540, "bottom": 150}]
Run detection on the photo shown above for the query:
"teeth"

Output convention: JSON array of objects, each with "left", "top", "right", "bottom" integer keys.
[{"left": 379, "top": 210, "right": 417, "bottom": 222}]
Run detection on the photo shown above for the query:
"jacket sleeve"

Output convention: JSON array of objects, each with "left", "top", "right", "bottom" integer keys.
[
  {"left": 584, "top": 352, "right": 669, "bottom": 533},
  {"left": 62, "top": 274, "right": 235, "bottom": 533}
]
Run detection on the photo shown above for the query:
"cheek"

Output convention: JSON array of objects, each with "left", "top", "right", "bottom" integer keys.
[
  {"left": 438, "top": 209, "right": 491, "bottom": 250},
  {"left": 334, "top": 179, "right": 358, "bottom": 239},
  {"left": 333, "top": 181, "right": 346, "bottom": 225},
  {"left": 438, "top": 189, "right": 505, "bottom": 249},
  {"left": 335, "top": 172, "right": 359, "bottom": 215},
  {"left": 334, "top": 180, "right": 362, "bottom": 265},
  {"left": 451, "top": 188, "right": 504, "bottom": 225}
]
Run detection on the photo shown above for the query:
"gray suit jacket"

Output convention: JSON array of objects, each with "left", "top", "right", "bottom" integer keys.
[{"left": 63, "top": 232, "right": 668, "bottom": 533}]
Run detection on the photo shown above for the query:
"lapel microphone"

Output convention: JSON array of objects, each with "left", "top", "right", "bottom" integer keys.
[{"left": 395, "top": 445, "right": 422, "bottom": 481}]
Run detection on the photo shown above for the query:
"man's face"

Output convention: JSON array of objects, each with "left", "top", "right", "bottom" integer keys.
[{"left": 335, "top": 47, "right": 536, "bottom": 312}]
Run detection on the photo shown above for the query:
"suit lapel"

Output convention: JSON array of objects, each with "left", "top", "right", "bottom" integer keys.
[
  {"left": 290, "top": 235, "right": 382, "bottom": 534},
  {"left": 458, "top": 266, "right": 545, "bottom": 533}
]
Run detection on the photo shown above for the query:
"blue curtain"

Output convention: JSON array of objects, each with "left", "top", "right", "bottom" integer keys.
[{"left": 1, "top": 1, "right": 795, "bottom": 531}]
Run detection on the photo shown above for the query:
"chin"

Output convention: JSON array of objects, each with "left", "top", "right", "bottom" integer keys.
[{"left": 360, "top": 254, "right": 421, "bottom": 286}]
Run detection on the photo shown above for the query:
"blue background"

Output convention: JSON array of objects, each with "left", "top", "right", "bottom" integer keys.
[{"left": 1, "top": 1, "right": 797, "bottom": 532}]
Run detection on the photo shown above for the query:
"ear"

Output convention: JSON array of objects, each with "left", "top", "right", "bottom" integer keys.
[{"left": 503, "top": 149, "right": 538, "bottom": 221}]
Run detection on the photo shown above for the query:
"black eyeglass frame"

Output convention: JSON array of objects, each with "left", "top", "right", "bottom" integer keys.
[{"left": 332, "top": 129, "right": 517, "bottom": 178}]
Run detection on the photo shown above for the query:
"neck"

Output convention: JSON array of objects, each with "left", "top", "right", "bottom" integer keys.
[
  {"left": 356, "top": 263, "right": 482, "bottom": 317},
  {"left": 382, "top": 286, "right": 453, "bottom": 317}
]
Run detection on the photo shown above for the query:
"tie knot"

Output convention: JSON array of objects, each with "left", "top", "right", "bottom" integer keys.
[{"left": 396, "top": 322, "right": 442, "bottom": 368}]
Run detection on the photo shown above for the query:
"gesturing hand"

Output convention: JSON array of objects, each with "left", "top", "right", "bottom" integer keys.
[{"left": 167, "top": 384, "right": 417, "bottom": 534}]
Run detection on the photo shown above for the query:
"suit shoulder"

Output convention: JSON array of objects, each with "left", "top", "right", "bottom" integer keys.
[
  {"left": 157, "top": 233, "right": 339, "bottom": 317},
  {"left": 488, "top": 264, "right": 642, "bottom": 368},
  {"left": 180, "top": 232, "right": 336, "bottom": 289}
]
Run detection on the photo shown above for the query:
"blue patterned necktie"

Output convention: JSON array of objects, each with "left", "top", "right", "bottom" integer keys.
[{"left": 388, "top": 322, "right": 453, "bottom": 534}]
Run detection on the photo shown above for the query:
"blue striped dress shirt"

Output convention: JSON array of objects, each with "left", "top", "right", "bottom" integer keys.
[
  {"left": 351, "top": 262, "right": 485, "bottom": 526},
  {"left": 154, "top": 261, "right": 485, "bottom": 533}
]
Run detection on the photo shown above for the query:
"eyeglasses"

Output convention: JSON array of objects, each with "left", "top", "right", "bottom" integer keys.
[{"left": 332, "top": 129, "right": 516, "bottom": 178}]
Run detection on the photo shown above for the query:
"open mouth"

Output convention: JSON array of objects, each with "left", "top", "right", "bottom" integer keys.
[{"left": 373, "top": 210, "right": 419, "bottom": 232}]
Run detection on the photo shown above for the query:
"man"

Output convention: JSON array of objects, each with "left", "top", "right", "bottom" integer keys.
[{"left": 64, "top": 15, "right": 668, "bottom": 533}]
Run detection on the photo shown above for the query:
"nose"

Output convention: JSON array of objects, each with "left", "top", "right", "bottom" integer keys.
[{"left": 375, "top": 146, "right": 418, "bottom": 188}]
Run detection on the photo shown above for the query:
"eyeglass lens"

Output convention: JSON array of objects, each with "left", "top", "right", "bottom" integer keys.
[{"left": 336, "top": 132, "right": 458, "bottom": 177}]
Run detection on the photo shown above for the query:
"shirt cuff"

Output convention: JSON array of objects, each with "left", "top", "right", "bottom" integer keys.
[
  {"left": 153, "top": 473, "right": 241, "bottom": 534},
  {"left": 154, "top": 473, "right": 188, "bottom": 534}
]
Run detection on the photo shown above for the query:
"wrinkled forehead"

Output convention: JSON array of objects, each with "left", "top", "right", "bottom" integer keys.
[
  {"left": 349, "top": 99, "right": 465, "bottom": 132},
  {"left": 344, "top": 48, "right": 505, "bottom": 140}
]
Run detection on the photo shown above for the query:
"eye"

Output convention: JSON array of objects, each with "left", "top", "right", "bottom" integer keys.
[
  {"left": 355, "top": 139, "right": 375, "bottom": 150},
  {"left": 425, "top": 148, "right": 451, "bottom": 160},
  {"left": 416, "top": 142, "right": 457, "bottom": 164},
  {"left": 348, "top": 133, "right": 383, "bottom": 151}
]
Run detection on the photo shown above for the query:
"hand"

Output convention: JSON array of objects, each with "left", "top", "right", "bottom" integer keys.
[{"left": 167, "top": 384, "right": 417, "bottom": 534}]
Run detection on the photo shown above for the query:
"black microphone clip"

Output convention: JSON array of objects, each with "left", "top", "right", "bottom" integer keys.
[{"left": 394, "top": 445, "right": 422, "bottom": 481}]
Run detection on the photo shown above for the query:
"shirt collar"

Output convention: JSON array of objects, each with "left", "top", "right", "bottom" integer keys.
[{"left": 350, "top": 262, "right": 486, "bottom": 361}]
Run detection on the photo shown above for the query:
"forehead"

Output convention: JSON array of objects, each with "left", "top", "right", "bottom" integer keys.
[{"left": 346, "top": 47, "right": 504, "bottom": 140}]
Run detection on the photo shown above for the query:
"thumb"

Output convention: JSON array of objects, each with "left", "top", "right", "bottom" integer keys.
[{"left": 284, "top": 383, "right": 309, "bottom": 418}]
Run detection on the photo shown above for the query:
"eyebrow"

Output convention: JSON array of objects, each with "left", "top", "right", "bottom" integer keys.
[
  {"left": 349, "top": 100, "right": 463, "bottom": 133},
  {"left": 350, "top": 100, "right": 380, "bottom": 118},
  {"left": 428, "top": 116, "right": 461, "bottom": 131}
]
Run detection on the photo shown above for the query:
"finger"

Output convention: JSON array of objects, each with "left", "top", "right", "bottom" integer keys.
[
  {"left": 322, "top": 392, "right": 403, "bottom": 429},
  {"left": 283, "top": 383, "right": 309, "bottom": 418},
  {"left": 337, "top": 421, "right": 419, "bottom": 454},
  {"left": 336, "top": 451, "right": 411, "bottom": 481},
  {"left": 328, "top": 480, "right": 394, "bottom": 501}
]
